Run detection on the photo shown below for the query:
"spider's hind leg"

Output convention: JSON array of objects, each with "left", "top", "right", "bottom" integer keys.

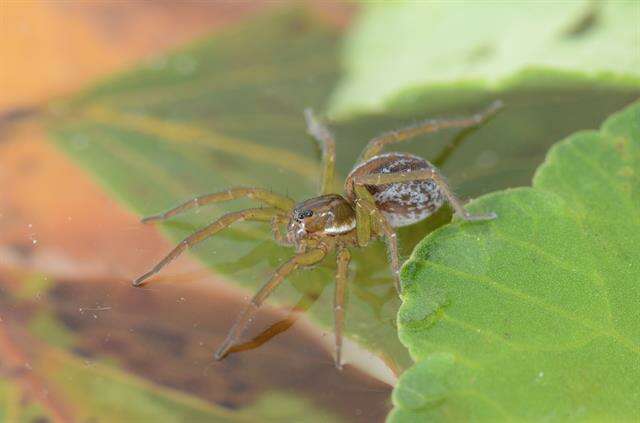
[
  {"left": 353, "top": 185, "right": 401, "bottom": 293},
  {"left": 133, "top": 207, "right": 283, "bottom": 287},
  {"left": 304, "top": 108, "right": 336, "bottom": 195},
  {"left": 358, "top": 100, "right": 503, "bottom": 162}
]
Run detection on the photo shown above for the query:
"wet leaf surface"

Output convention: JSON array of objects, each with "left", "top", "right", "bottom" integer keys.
[
  {"left": 0, "top": 113, "right": 392, "bottom": 423},
  {"left": 47, "top": 6, "right": 639, "bottom": 383},
  {"left": 391, "top": 101, "right": 640, "bottom": 421},
  {"left": 0, "top": 322, "right": 344, "bottom": 422},
  {"left": 1, "top": 4, "right": 391, "bottom": 422},
  {"left": 49, "top": 8, "right": 413, "bottom": 379},
  {"left": 0, "top": 269, "right": 391, "bottom": 422}
]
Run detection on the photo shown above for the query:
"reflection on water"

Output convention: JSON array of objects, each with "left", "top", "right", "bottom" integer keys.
[
  {"left": 0, "top": 273, "right": 392, "bottom": 422},
  {"left": 224, "top": 288, "right": 319, "bottom": 358}
]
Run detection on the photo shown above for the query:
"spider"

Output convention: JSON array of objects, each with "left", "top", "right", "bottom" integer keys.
[{"left": 133, "top": 101, "right": 502, "bottom": 369}]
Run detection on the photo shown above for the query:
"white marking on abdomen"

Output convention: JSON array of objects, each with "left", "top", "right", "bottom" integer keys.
[
  {"left": 384, "top": 209, "right": 433, "bottom": 227},
  {"left": 325, "top": 218, "right": 356, "bottom": 234}
]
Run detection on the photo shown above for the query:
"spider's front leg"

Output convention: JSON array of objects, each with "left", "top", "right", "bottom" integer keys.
[
  {"left": 353, "top": 185, "right": 402, "bottom": 293},
  {"left": 133, "top": 207, "right": 283, "bottom": 287},
  {"left": 333, "top": 247, "right": 351, "bottom": 369},
  {"left": 270, "top": 214, "right": 290, "bottom": 246},
  {"left": 141, "top": 187, "right": 294, "bottom": 223},
  {"left": 214, "top": 246, "right": 330, "bottom": 361}
]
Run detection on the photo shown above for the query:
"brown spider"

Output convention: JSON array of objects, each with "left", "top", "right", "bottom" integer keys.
[{"left": 133, "top": 101, "right": 502, "bottom": 369}]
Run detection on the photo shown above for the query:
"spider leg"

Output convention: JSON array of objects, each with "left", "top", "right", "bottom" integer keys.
[
  {"left": 355, "top": 170, "right": 497, "bottom": 221},
  {"left": 270, "top": 214, "right": 290, "bottom": 246},
  {"left": 353, "top": 185, "right": 373, "bottom": 247},
  {"left": 353, "top": 185, "right": 401, "bottom": 293},
  {"left": 304, "top": 108, "right": 336, "bottom": 195},
  {"left": 334, "top": 247, "right": 351, "bottom": 369},
  {"left": 214, "top": 247, "right": 329, "bottom": 360},
  {"left": 374, "top": 212, "right": 401, "bottom": 293},
  {"left": 141, "top": 188, "right": 294, "bottom": 223},
  {"left": 133, "top": 207, "right": 283, "bottom": 287},
  {"left": 359, "top": 100, "right": 503, "bottom": 162},
  {"left": 226, "top": 290, "right": 321, "bottom": 357}
]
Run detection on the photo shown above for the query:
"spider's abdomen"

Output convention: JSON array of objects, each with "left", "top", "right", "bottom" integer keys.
[{"left": 345, "top": 153, "right": 444, "bottom": 227}]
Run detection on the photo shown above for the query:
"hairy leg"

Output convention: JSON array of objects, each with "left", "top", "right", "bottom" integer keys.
[
  {"left": 225, "top": 290, "right": 321, "bottom": 357},
  {"left": 354, "top": 186, "right": 402, "bottom": 293},
  {"left": 214, "top": 247, "right": 328, "bottom": 360},
  {"left": 304, "top": 108, "right": 336, "bottom": 195},
  {"left": 141, "top": 188, "right": 294, "bottom": 223},
  {"left": 373, "top": 211, "right": 401, "bottom": 293},
  {"left": 334, "top": 247, "right": 351, "bottom": 369},
  {"left": 355, "top": 170, "right": 497, "bottom": 221},
  {"left": 270, "top": 214, "right": 290, "bottom": 246},
  {"left": 359, "top": 100, "right": 503, "bottom": 162},
  {"left": 133, "top": 207, "right": 283, "bottom": 287},
  {"left": 353, "top": 185, "right": 373, "bottom": 247}
]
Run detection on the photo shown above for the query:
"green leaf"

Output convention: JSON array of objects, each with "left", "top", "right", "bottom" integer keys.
[
  {"left": 329, "top": 1, "right": 640, "bottom": 118},
  {"left": 391, "top": 100, "right": 640, "bottom": 421},
  {"left": 47, "top": 4, "right": 639, "bottom": 383}
]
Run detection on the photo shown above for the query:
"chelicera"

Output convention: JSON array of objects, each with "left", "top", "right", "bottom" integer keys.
[{"left": 133, "top": 101, "right": 502, "bottom": 369}]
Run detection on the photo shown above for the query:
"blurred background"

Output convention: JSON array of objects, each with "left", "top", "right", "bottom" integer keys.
[{"left": 1, "top": 1, "right": 638, "bottom": 422}]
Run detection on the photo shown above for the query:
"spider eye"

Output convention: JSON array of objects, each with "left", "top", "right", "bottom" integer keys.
[{"left": 297, "top": 210, "right": 313, "bottom": 220}]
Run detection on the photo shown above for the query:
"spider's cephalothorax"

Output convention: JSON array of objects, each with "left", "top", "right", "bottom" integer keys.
[
  {"left": 286, "top": 194, "right": 356, "bottom": 247},
  {"left": 133, "top": 101, "right": 503, "bottom": 369}
]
